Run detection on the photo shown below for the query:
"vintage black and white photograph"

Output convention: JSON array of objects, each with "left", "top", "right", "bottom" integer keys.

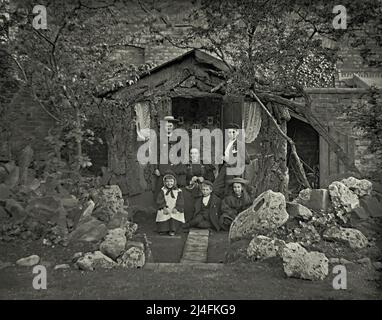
[{"left": 0, "top": 0, "right": 381, "bottom": 303}]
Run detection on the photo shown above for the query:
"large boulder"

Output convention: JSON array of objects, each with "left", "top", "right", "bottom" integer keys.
[
  {"left": 100, "top": 228, "right": 127, "bottom": 260},
  {"left": 16, "top": 254, "right": 40, "bottom": 267},
  {"left": 229, "top": 190, "right": 289, "bottom": 242},
  {"left": 286, "top": 202, "right": 313, "bottom": 220},
  {"left": 76, "top": 251, "right": 117, "bottom": 271},
  {"left": 107, "top": 210, "right": 131, "bottom": 229},
  {"left": 328, "top": 181, "right": 359, "bottom": 222},
  {"left": 281, "top": 243, "right": 329, "bottom": 281},
  {"left": 247, "top": 235, "right": 285, "bottom": 260},
  {"left": 118, "top": 247, "right": 145, "bottom": 268},
  {"left": 341, "top": 177, "right": 372, "bottom": 198},
  {"left": 68, "top": 218, "right": 108, "bottom": 242},
  {"left": 295, "top": 188, "right": 330, "bottom": 212},
  {"left": 323, "top": 226, "right": 368, "bottom": 249},
  {"left": 91, "top": 185, "right": 124, "bottom": 222}
]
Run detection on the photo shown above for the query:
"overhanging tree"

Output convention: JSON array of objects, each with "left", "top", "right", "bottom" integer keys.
[{"left": 139, "top": 0, "right": 381, "bottom": 189}]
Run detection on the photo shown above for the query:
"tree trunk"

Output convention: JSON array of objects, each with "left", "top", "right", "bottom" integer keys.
[
  {"left": 246, "top": 105, "right": 289, "bottom": 198},
  {"left": 250, "top": 91, "right": 311, "bottom": 189}
]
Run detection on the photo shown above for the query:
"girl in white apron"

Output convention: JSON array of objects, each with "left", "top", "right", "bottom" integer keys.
[{"left": 156, "top": 172, "right": 185, "bottom": 236}]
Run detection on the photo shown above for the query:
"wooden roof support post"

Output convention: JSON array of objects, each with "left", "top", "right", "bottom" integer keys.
[{"left": 250, "top": 90, "right": 311, "bottom": 189}]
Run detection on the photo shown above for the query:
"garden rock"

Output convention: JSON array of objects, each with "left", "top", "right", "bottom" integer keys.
[
  {"left": 76, "top": 251, "right": 117, "bottom": 271},
  {"left": 286, "top": 202, "right": 313, "bottom": 220},
  {"left": 295, "top": 188, "right": 330, "bottom": 212},
  {"left": 125, "top": 241, "right": 145, "bottom": 251},
  {"left": 229, "top": 190, "right": 288, "bottom": 242},
  {"left": 68, "top": 218, "right": 108, "bottom": 242},
  {"left": 281, "top": 243, "right": 329, "bottom": 281},
  {"left": 247, "top": 235, "right": 285, "bottom": 260},
  {"left": 54, "top": 264, "right": 70, "bottom": 270},
  {"left": 91, "top": 185, "right": 124, "bottom": 222},
  {"left": 79, "top": 200, "right": 95, "bottom": 224},
  {"left": 100, "top": 228, "right": 127, "bottom": 260},
  {"left": 118, "top": 247, "right": 145, "bottom": 268},
  {"left": 107, "top": 210, "right": 131, "bottom": 229},
  {"left": 328, "top": 181, "right": 359, "bottom": 222},
  {"left": 323, "top": 226, "right": 368, "bottom": 249},
  {"left": 5, "top": 199, "right": 26, "bottom": 221},
  {"left": 16, "top": 254, "right": 40, "bottom": 267},
  {"left": 341, "top": 177, "right": 372, "bottom": 198}
]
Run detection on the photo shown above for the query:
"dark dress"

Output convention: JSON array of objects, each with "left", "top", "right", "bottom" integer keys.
[{"left": 219, "top": 189, "right": 253, "bottom": 230}]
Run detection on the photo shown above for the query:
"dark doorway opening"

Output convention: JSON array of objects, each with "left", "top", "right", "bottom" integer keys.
[
  {"left": 172, "top": 96, "right": 223, "bottom": 131},
  {"left": 287, "top": 117, "right": 320, "bottom": 194},
  {"left": 171, "top": 96, "right": 223, "bottom": 163}
]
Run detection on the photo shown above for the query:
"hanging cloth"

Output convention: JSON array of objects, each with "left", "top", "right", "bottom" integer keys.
[
  {"left": 243, "top": 101, "right": 261, "bottom": 143},
  {"left": 134, "top": 102, "right": 151, "bottom": 141}
]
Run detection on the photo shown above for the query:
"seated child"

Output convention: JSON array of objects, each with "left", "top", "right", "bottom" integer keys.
[
  {"left": 184, "top": 180, "right": 221, "bottom": 231},
  {"left": 219, "top": 177, "right": 253, "bottom": 231},
  {"left": 156, "top": 172, "right": 185, "bottom": 236}
]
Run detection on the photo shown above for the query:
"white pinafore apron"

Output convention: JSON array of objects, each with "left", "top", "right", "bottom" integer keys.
[{"left": 156, "top": 188, "right": 185, "bottom": 223}]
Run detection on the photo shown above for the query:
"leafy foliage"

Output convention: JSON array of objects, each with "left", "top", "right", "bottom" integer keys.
[
  {"left": 0, "top": 0, "right": 152, "bottom": 172},
  {"left": 344, "top": 87, "right": 382, "bottom": 154},
  {"left": 142, "top": 0, "right": 381, "bottom": 96}
]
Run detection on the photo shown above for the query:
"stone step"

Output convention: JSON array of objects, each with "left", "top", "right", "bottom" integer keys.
[{"left": 180, "top": 228, "right": 210, "bottom": 264}]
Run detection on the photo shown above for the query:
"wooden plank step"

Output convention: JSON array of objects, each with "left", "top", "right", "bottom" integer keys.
[
  {"left": 144, "top": 262, "right": 224, "bottom": 271},
  {"left": 180, "top": 228, "right": 210, "bottom": 264}
]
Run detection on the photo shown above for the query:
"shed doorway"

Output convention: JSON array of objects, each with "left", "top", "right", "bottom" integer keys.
[
  {"left": 287, "top": 117, "right": 320, "bottom": 194},
  {"left": 171, "top": 96, "right": 223, "bottom": 164}
]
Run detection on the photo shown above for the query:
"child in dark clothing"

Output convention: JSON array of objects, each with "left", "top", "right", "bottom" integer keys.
[
  {"left": 183, "top": 181, "right": 221, "bottom": 231},
  {"left": 219, "top": 177, "right": 253, "bottom": 231}
]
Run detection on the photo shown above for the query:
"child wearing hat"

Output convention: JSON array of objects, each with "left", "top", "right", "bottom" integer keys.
[
  {"left": 156, "top": 171, "right": 185, "bottom": 236},
  {"left": 219, "top": 177, "right": 253, "bottom": 231},
  {"left": 183, "top": 180, "right": 221, "bottom": 231}
]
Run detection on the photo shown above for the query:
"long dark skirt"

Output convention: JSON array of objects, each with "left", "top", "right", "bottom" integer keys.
[
  {"left": 182, "top": 186, "right": 201, "bottom": 222},
  {"left": 156, "top": 218, "right": 183, "bottom": 233}
]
